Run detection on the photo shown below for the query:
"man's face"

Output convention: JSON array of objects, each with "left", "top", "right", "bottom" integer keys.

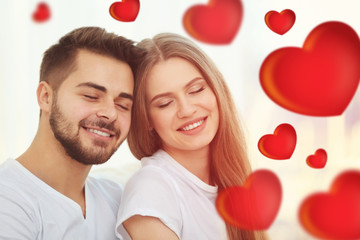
[{"left": 49, "top": 50, "right": 134, "bottom": 165}]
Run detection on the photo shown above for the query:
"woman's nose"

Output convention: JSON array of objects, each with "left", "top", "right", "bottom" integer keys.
[{"left": 177, "top": 97, "right": 196, "bottom": 118}]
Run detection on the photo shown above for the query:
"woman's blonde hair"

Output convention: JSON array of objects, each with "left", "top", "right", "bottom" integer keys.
[{"left": 127, "top": 33, "right": 267, "bottom": 240}]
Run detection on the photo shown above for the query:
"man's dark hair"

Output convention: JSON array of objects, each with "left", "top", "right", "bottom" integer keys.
[{"left": 40, "top": 26, "right": 144, "bottom": 91}]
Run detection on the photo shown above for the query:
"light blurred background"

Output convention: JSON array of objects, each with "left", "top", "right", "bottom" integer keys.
[{"left": 0, "top": 0, "right": 359, "bottom": 239}]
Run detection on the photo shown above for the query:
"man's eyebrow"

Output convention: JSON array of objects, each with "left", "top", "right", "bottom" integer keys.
[
  {"left": 76, "top": 82, "right": 107, "bottom": 93},
  {"left": 119, "top": 92, "right": 133, "bottom": 101},
  {"left": 77, "top": 82, "right": 133, "bottom": 101}
]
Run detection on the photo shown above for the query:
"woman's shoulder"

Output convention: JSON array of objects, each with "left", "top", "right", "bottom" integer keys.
[
  {"left": 125, "top": 162, "right": 173, "bottom": 190},
  {"left": 122, "top": 151, "right": 180, "bottom": 199},
  {"left": 128, "top": 150, "right": 173, "bottom": 179}
]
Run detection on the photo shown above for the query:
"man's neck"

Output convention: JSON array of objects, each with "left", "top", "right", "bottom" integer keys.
[{"left": 17, "top": 128, "right": 91, "bottom": 217}]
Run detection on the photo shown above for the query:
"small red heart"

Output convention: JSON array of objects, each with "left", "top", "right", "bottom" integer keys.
[
  {"left": 109, "top": 0, "right": 140, "bottom": 22},
  {"left": 299, "top": 170, "right": 360, "bottom": 239},
  {"left": 260, "top": 21, "right": 360, "bottom": 116},
  {"left": 306, "top": 149, "right": 327, "bottom": 168},
  {"left": 183, "top": 0, "right": 243, "bottom": 44},
  {"left": 258, "top": 123, "right": 296, "bottom": 160},
  {"left": 32, "top": 2, "right": 51, "bottom": 23},
  {"left": 216, "top": 170, "right": 282, "bottom": 230},
  {"left": 265, "top": 9, "right": 296, "bottom": 35}
]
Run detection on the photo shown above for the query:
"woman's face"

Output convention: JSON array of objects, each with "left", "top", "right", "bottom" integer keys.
[{"left": 146, "top": 57, "right": 219, "bottom": 155}]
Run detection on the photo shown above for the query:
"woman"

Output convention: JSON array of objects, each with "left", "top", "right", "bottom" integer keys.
[{"left": 116, "top": 33, "right": 267, "bottom": 240}]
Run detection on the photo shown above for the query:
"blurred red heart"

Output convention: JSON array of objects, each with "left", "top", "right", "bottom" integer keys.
[
  {"left": 183, "top": 0, "right": 243, "bottom": 44},
  {"left": 109, "top": 0, "right": 140, "bottom": 22},
  {"left": 32, "top": 2, "right": 51, "bottom": 23},
  {"left": 216, "top": 170, "right": 282, "bottom": 230},
  {"left": 265, "top": 9, "right": 296, "bottom": 35},
  {"left": 299, "top": 170, "right": 360, "bottom": 239},
  {"left": 306, "top": 149, "right": 327, "bottom": 168},
  {"left": 258, "top": 123, "right": 296, "bottom": 160},
  {"left": 260, "top": 21, "right": 360, "bottom": 116}
]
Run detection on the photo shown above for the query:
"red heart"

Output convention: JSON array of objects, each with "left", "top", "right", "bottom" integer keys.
[
  {"left": 109, "top": 0, "right": 140, "bottom": 22},
  {"left": 299, "top": 170, "right": 360, "bottom": 239},
  {"left": 260, "top": 21, "right": 360, "bottom": 116},
  {"left": 183, "top": 0, "right": 243, "bottom": 44},
  {"left": 306, "top": 149, "right": 327, "bottom": 168},
  {"left": 32, "top": 2, "right": 51, "bottom": 23},
  {"left": 265, "top": 9, "right": 296, "bottom": 35},
  {"left": 258, "top": 123, "right": 296, "bottom": 160},
  {"left": 216, "top": 170, "right": 282, "bottom": 230}
]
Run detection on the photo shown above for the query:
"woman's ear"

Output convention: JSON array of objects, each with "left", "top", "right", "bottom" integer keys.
[
  {"left": 37, "top": 81, "right": 54, "bottom": 113},
  {"left": 147, "top": 117, "right": 154, "bottom": 131}
]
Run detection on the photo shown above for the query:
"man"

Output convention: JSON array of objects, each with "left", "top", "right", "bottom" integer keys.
[{"left": 0, "top": 27, "right": 144, "bottom": 239}]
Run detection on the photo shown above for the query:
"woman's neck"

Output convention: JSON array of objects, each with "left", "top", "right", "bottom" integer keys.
[{"left": 163, "top": 145, "right": 213, "bottom": 185}]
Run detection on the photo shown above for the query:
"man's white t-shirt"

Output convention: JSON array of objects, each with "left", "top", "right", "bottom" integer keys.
[
  {"left": 0, "top": 158, "right": 123, "bottom": 240},
  {"left": 116, "top": 149, "right": 227, "bottom": 240}
]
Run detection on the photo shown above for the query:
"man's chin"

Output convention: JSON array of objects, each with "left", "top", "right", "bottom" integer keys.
[
  {"left": 73, "top": 153, "right": 111, "bottom": 165},
  {"left": 71, "top": 138, "right": 122, "bottom": 165}
]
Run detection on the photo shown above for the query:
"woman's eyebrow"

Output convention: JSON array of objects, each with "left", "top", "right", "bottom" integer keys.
[{"left": 149, "top": 77, "right": 204, "bottom": 104}]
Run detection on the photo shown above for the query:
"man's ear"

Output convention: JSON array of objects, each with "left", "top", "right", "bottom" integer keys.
[{"left": 37, "top": 81, "right": 54, "bottom": 113}]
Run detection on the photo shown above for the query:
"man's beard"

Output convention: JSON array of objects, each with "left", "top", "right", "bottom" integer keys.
[{"left": 49, "top": 98, "right": 122, "bottom": 165}]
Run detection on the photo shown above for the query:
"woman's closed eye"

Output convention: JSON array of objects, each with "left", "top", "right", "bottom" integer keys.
[
  {"left": 189, "top": 86, "right": 205, "bottom": 94},
  {"left": 158, "top": 100, "right": 173, "bottom": 108}
]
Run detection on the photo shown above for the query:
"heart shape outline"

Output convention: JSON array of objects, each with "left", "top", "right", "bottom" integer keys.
[
  {"left": 265, "top": 9, "right": 296, "bottom": 35},
  {"left": 32, "top": 2, "right": 51, "bottom": 23},
  {"left": 216, "top": 169, "right": 282, "bottom": 230},
  {"left": 306, "top": 149, "right": 327, "bottom": 168},
  {"left": 258, "top": 123, "right": 297, "bottom": 160},
  {"left": 109, "top": 0, "right": 140, "bottom": 22},
  {"left": 260, "top": 21, "right": 360, "bottom": 116},
  {"left": 299, "top": 170, "right": 360, "bottom": 239},
  {"left": 183, "top": 0, "right": 243, "bottom": 44}
]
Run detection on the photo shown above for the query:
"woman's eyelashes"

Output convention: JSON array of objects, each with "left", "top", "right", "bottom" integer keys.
[
  {"left": 158, "top": 100, "right": 173, "bottom": 108},
  {"left": 155, "top": 85, "right": 206, "bottom": 109},
  {"left": 189, "top": 86, "right": 205, "bottom": 94}
]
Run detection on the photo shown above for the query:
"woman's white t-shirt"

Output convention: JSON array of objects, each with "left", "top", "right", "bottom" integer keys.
[{"left": 116, "top": 149, "right": 227, "bottom": 240}]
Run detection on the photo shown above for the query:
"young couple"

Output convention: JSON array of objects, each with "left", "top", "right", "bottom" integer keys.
[{"left": 0, "top": 27, "right": 267, "bottom": 240}]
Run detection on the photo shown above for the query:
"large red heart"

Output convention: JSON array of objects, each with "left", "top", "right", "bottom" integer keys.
[
  {"left": 258, "top": 123, "right": 296, "bottom": 160},
  {"left": 216, "top": 170, "right": 282, "bottom": 230},
  {"left": 32, "top": 2, "right": 51, "bottom": 23},
  {"left": 265, "top": 9, "right": 296, "bottom": 35},
  {"left": 306, "top": 149, "right": 327, "bottom": 168},
  {"left": 299, "top": 170, "right": 360, "bottom": 239},
  {"left": 260, "top": 21, "right": 360, "bottom": 116},
  {"left": 183, "top": 0, "right": 243, "bottom": 44},
  {"left": 109, "top": 0, "right": 140, "bottom": 22}
]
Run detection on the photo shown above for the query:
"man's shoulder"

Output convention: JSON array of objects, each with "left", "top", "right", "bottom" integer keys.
[
  {"left": 86, "top": 176, "right": 123, "bottom": 201},
  {"left": 0, "top": 158, "right": 16, "bottom": 174},
  {"left": 0, "top": 161, "right": 38, "bottom": 228},
  {"left": 87, "top": 175, "right": 123, "bottom": 189},
  {"left": 0, "top": 158, "right": 26, "bottom": 188}
]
